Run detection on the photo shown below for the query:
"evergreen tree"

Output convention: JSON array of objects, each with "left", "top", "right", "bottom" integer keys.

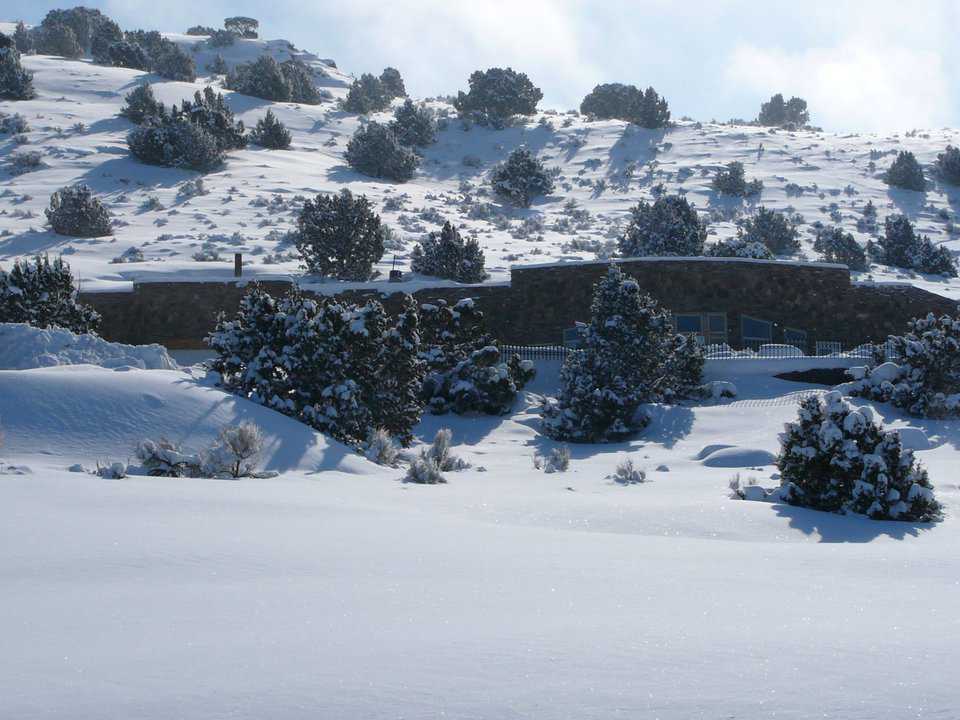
[
  {"left": 90, "top": 17, "right": 123, "bottom": 64},
  {"left": 281, "top": 59, "right": 322, "bottom": 104},
  {"left": 206, "top": 53, "right": 228, "bottom": 75},
  {"left": 389, "top": 99, "right": 437, "bottom": 147},
  {"left": 490, "top": 147, "right": 555, "bottom": 207},
  {"left": 635, "top": 86, "right": 670, "bottom": 128},
  {"left": 411, "top": 222, "right": 488, "bottom": 282},
  {"left": 13, "top": 22, "right": 33, "bottom": 54},
  {"left": 704, "top": 237, "right": 773, "bottom": 259},
  {"left": 295, "top": 189, "right": 385, "bottom": 280},
  {"left": 46, "top": 184, "right": 112, "bottom": 237},
  {"left": 813, "top": 226, "right": 867, "bottom": 270},
  {"left": 757, "top": 93, "right": 809, "bottom": 128},
  {"left": 107, "top": 40, "right": 149, "bottom": 70},
  {"left": 454, "top": 67, "right": 542, "bottom": 127},
  {"left": 372, "top": 294, "right": 424, "bottom": 445},
  {"left": 226, "top": 55, "right": 290, "bottom": 102},
  {"left": 936, "top": 146, "right": 960, "bottom": 185},
  {"left": 120, "top": 83, "right": 163, "bottom": 123},
  {"left": 877, "top": 214, "right": 956, "bottom": 276},
  {"left": 153, "top": 41, "right": 196, "bottom": 81},
  {"left": 618, "top": 194, "right": 706, "bottom": 257},
  {"left": 176, "top": 87, "right": 246, "bottom": 151},
  {"left": 224, "top": 16, "right": 259, "bottom": 39},
  {"left": 0, "top": 38, "right": 35, "bottom": 100},
  {"left": 343, "top": 73, "right": 390, "bottom": 114},
  {"left": 580, "top": 83, "right": 642, "bottom": 122},
  {"left": 778, "top": 391, "right": 940, "bottom": 521},
  {"left": 128, "top": 116, "right": 224, "bottom": 171},
  {"left": 34, "top": 22, "right": 82, "bottom": 58},
  {"left": 738, "top": 206, "right": 798, "bottom": 254},
  {"left": 883, "top": 151, "right": 926, "bottom": 191},
  {"left": 542, "top": 265, "right": 704, "bottom": 442},
  {"left": 0, "top": 255, "right": 101, "bottom": 333},
  {"left": 250, "top": 109, "right": 291, "bottom": 149},
  {"left": 345, "top": 122, "right": 419, "bottom": 181},
  {"left": 379, "top": 66, "right": 406, "bottom": 98},
  {"left": 713, "top": 161, "right": 763, "bottom": 196}
]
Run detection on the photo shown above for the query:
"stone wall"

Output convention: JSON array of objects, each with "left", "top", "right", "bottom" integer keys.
[{"left": 80, "top": 258, "right": 959, "bottom": 349}]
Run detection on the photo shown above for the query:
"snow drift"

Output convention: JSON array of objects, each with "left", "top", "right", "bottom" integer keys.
[{"left": 0, "top": 323, "right": 177, "bottom": 370}]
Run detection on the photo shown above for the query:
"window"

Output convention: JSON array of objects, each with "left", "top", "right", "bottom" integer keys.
[
  {"left": 741, "top": 315, "right": 773, "bottom": 347},
  {"left": 673, "top": 312, "right": 727, "bottom": 345},
  {"left": 674, "top": 314, "right": 703, "bottom": 334},
  {"left": 562, "top": 324, "right": 584, "bottom": 349},
  {"left": 783, "top": 327, "right": 807, "bottom": 349}
]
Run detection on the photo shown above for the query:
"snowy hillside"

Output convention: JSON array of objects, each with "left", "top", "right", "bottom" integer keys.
[{"left": 2, "top": 25, "right": 960, "bottom": 299}]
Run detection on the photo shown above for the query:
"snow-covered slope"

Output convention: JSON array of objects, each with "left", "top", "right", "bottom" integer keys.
[{"left": 1, "top": 30, "right": 959, "bottom": 298}]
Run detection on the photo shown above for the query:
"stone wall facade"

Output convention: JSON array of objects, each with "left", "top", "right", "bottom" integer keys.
[{"left": 80, "top": 258, "right": 958, "bottom": 350}]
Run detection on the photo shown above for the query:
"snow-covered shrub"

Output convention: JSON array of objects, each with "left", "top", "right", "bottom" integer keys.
[
  {"left": 226, "top": 55, "right": 287, "bottom": 100},
  {"left": 404, "top": 452, "right": 446, "bottom": 484},
  {"left": 814, "top": 226, "right": 867, "bottom": 270},
  {"left": 738, "top": 206, "right": 798, "bottom": 254},
  {"left": 207, "top": 29, "right": 236, "bottom": 48},
  {"left": 847, "top": 313, "right": 960, "bottom": 418},
  {"left": 0, "top": 112, "right": 29, "bottom": 134},
  {"left": 454, "top": 67, "right": 542, "bottom": 127},
  {"left": 6, "top": 150, "right": 44, "bottom": 176},
  {"left": 424, "top": 428, "right": 469, "bottom": 471},
  {"left": 97, "top": 461, "right": 128, "bottom": 479},
  {"left": 128, "top": 116, "right": 225, "bottom": 172},
  {"left": 883, "top": 151, "right": 925, "bottom": 191},
  {"left": 343, "top": 73, "right": 390, "bottom": 114},
  {"left": 224, "top": 16, "right": 259, "bottom": 39},
  {"left": 543, "top": 445, "right": 570, "bottom": 473},
  {"left": 713, "top": 161, "right": 762, "bottom": 197},
  {"left": 34, "top": 22, "right": 82, "bottom": 58},
  {"left": 875, "top": 214, "right": 956, "bottom": 276},
  {"left": 345, "top": 122, "right": 419, "bottom": 182},
  {"left": 136, "top": 438, "right": 201, "bottom": 477},
  {"left": 120, "top": 83, "right": 164, "bottom": 124},
  {"left": 935, "top": 146, "right": 960, "bottom": 185},
  {"left": 106, "top": 40, "right": 149, "bottom": 70},
  {"left": 778, "top": 391, "right": 940, "bottom": 521},
  {"left": 38, "top": 6, "right": 117, "bottom": 57},
  {"left": 208, "top": 286, "right": 423, "bottom": 448},
  {"left": 153, "top": 41, "right": 196, "bottom": 81},
  {"left": 186, "top": 25, "right": 217, "bottom": 36},
  {"left": 704, "top": 236, "right": 773, "bottom": 259},
  {"left": 411, "top": 221, "right": 487, "bottom": 283},
  {"left": 389, "top": 99, "right": 437, "bottom": 147},
  {"left": 419, "top": 298, "right": 535, "bottom": 415},
  {"left": 490, "top": 147, "right": 555, "bottom": 207},
  {"left": 281, "top": 59, "right": 323, "bottom": 104},
  {"left": 206, "top": 422, "right": 264, "bottom": 478},
  {"left": 295, "top": 189, "right": 385, "bottom": 280},
  {"left": 250, "top": 109, "right": 291, "bottom": 149},
  {"left": 579, "top": 83, "right": 670, "bottom": 128},
  {"left": 0, "top": 39, "right": 35, "bottom": 100},
  {"left": 111, "top": 246, "right": 144, "bottom": 263},
  {"left": 13, "top": 22, "right": 32, "bottom": 54},
  {"left": 542, "top": 265, "right": 704, "bottom": 442},
  {"left": 613, "top": 459, "right": 646, "bottom": 484},
  {"left": 618, "top": 194, "right": 706, "bottom": 257},
  {"left": 379, "top": 66, "right": 406, "bottom": 99},
  {"left": 46, "top": 184, "right": 112, "bottom": 237},
  {"left": 364, "top": 428, "right": 400, "bottom": 467},
  {"left": 757, "top": 94, "right": 809, "bottom": 128},
  {"left": 177, "top": 87, "right": 246, "bottom": 151},
  {"left": 206, "top": 53, "right": 228, "bottom": 75},
  {"left": 0, "top": 256, "right": 101, "bottom": 333}
]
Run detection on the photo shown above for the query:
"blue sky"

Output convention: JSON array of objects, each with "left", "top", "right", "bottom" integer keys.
[{"left": 7, "top": 0, "right": 959, "bottom": 132}]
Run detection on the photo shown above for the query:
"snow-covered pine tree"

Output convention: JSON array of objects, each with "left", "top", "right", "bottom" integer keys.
[
  {"left": 379, "top": 67, "right": 406, "bottom": 99},
  {"left": 120, "top": 83, "right": 163, "bottom": 124},
  {"left": 12, "top": 22, "right": 32, "bottom": 54},
  {"left": 224, "top": 16, "right": 259, "bottom": 39},
  {"left": 343, "top": 73, "right": 390, "bottom": 114},
  {"left": 295, "top": 189, "right": 385, "bottom": 280},
  {"left": 813, "top": 226, "right": 867, "bottom": 270},
  {"left": 46, "top": 184, "right": 112, "bottom": 237},
  {"left": 107, "top": 40, "right": 149, "bottom": 70},
  {"left": 739, "top": 206, "right": 799, "bottom": 254},
  {"left": 712, "top": 161, "right": 763, "bottom": 197},
  {"left": 0, "top": 255, "right": 101, "bottom": 333},
  {"left": 877, "top": 214, "right": 956, "bottom": 276},
  {"left": 758, "top": 93, "right": 809, "bottom": 128},
  {"left": 617, "top": 194, "right": 706, "bottom": 257},
  {"left": 34, "top": 21, "right": 82, "bottom": 58},
  {"left": 453, "top": 67, "right": 542, "bottom": 127},
  {"left": 206, "top": 53, "right": 228, "bottom": 75},
  {"left": 127, "top": 115, "right": 224, "bottom": 171},
  {"left": 936, "top": 146, "right": 960, "bottom": 185},
  {"left": 152, "top": 41, "right": 196, "bottom": 82},
  {"left": 372, "top": 294, "right": 424, "bottom": 445},
  {"left": 389, "top": 99, "right": 437, "bottom": 147},
  {"left": 541, "top": 264, "right": 702, "bottom": 442},
  {"left": 175, "top": 87, "right": 246, "bottom": 151},
  {"left": 250, "top": 109, "right": 291, "bottom": 149},
  {"left": 883, "top": 151, "right": 925, "bottom": 191},
  {"left": 418, "top": 298, "right": 535, "bottom": 415},
  {"left": 411, "top": 222, "right": 488, "bottom": 283},
  {"left": 225, "top": 55, "right": 291, "bottom": 102},
  {"left": 490, "top": 147, "right": 555, "bottom": 207},
  {"left": 345, "top": 121, "right": 418, "bottom": 181},
  {"left": 0, "top": 34, "right": 35, "bottom": 100},
  {"left": 636, "top": 86, "right": 670, "bottom": 129},
  {"left": 778, "top": 391, "right": 940, "bottom": 521},
  {"left": 281, "top": 60, "right": 323, "bottom": 104},
  {"left": 579, "top": 83, "right": 642, "bottom": 121},
  {"left": 704, "top": 236, "right": 773, "bottom": 259}
]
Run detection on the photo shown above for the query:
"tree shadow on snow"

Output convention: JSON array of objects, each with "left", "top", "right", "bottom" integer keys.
[
  {"left": 77, "top": 156, "right": 197, "bottom": 193},
  {"left": 0, "top": 230, "right": 81, "bottom": 260},
  {"left": 886, "top": 186, "right": 927, "bottom": 217},
  {"left": 771, "top": 502, "right": 936, "bottom": 543}
]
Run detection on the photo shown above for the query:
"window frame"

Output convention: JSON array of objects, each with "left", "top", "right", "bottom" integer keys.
[{"left": 741, "top": 314, "right": 773, "bottom": 345}]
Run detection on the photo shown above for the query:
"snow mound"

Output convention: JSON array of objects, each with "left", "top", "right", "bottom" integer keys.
[
  {"left": 0, "top": 323, "right": 177, "bottom": 370},
  {"left": 892, "top": 426, "right": 931, "bottom": 451},
  {"left": 0, "top": 365, "right": 382, "bottom": 474},
  {"left": 699, "top": 445, "right": 777, "bottom": 468}
]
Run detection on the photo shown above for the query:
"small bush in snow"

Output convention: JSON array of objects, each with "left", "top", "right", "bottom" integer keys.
[
  {"left": 379, "top": 67, "right": 406, "bottom": 99},
  {"left": 153, "top": 42, "right": 196, "bottom": 82},
  {"left": 757, "top": 93, "right": 809, "bottom": 128},
  {"left": 136, "top": 438, "right": 201, "bottom": 477},
  {"left": 389, "top": 99, "right": 437, "bottom": 147},
  {"left": 713, "top": 161, "right": 763, "bottom": 197},
  {"left": 250, "top": 109, "right": 291, "bottom": 149},
  {"left": 111, "top": 246, "right": 144, "bottom": 264},
  {"left": 778, "top": 391, "right": 940, "bottom": 521},
  {"left": 814, "top": 226, "right": 867, "bottom": 270},
  {"left": 883, "top": 151, "right": 925, "bottom": 191},
  {"left": 206, "top": 54, "right": 228, "bottom": 75},
  {"left": 13, "top": 22, "right": 32, "bottom": 54},
  {"left": 411, "top": 221, "right": 487, "bottom": 283},
  {"left": 296, "top": 188, "right": 385, "bottom": 280},
  {"left": 107, "top": 40, "right": 149, "bottom": 70},
  {"left": 425, "top": 428, "right": 469, "bottom": 471},
  {"left": 177, "top": 87, "right": 247, "bottom": 151},
  {"left": 0, "top": 112, "right": 30, "bottom": 134},
  {"left": 738, "top": 206, "right": 798, "bottom": 254},
  {"left": 46, "top": 184, "right": 113, "bottom": 237},
  {"left": 364, "top": 428, "right": 400, "bottom": 467},
  {"left": 543, "top": 445, "right": 570, "bottom": 473},
  {"left": 207, "top": 422, "right": 264, "bottom": 478},
  {"left": 542, "top": 265, "right": 704, "bottom": 442},
  {"left": 875, "top": 214, "right": 956, "bottom": 276},
  {"left": 613, "top": 459, "right": 646, "bottom": 485},
  {"left": 128, "top": 117, "right": 225, "bottom": 172},
  {"left": 0, "top": 255, "right": 101, "bottom": 333},
  {"left": 619, "top": 195, "right": 707, "bottom": 257},
  {"left": 404, "top": 451, "right": 446, "bottom": 484},
  {"left": 935, "top": 146, "right": 960, "bottom": 185},
  {"left": 704, "top": 236, "right": 773, "bottom": 259},
  {"left": 490, "top": 147, "right": 555, "bottom": 207},
  {"left": 120, "top": 83, "right": 164, "bottom": 124},
  {"left": 0, "top": 40, "right": 35, "bottom": 100},
  {"left": 343, "top": 73, "right": 391, "bottom": 114},
  {"left": 345, "top": 122, "right": 419, "bottom": 182},
  {"left": 6, "top": 150, "right": 45, "bottom": 176},
  {"left": 579, "top": 83, "right": 670, "bottom": 128},
  {"left": 454, "top": 67, "right": 542, "bottom": 127},
  {"left": 97, "top": 461, "right": 128, "bottom": 479}
]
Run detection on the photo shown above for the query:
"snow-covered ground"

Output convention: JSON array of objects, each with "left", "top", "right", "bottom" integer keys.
[
  {"left": 2, "top": 356, "right": 959, "bottom": 718},
  {"left": 2, "top": 25, "right": 960, "bottom": 299}
]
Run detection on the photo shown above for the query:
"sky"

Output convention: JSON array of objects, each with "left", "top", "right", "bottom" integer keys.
[{"left": 6, "top": 0, "right": 959, "bottom": 132}]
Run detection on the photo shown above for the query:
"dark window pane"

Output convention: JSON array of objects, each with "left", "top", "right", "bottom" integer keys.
[
  {"left": 675, "top": 314, "right": 702, "bottom": 333},
  {"left": 708, "top": 314, "right": 726, "bottom": 332},
  {"left": 742, "top": 316, "right": 772, "bottom": 340}
]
